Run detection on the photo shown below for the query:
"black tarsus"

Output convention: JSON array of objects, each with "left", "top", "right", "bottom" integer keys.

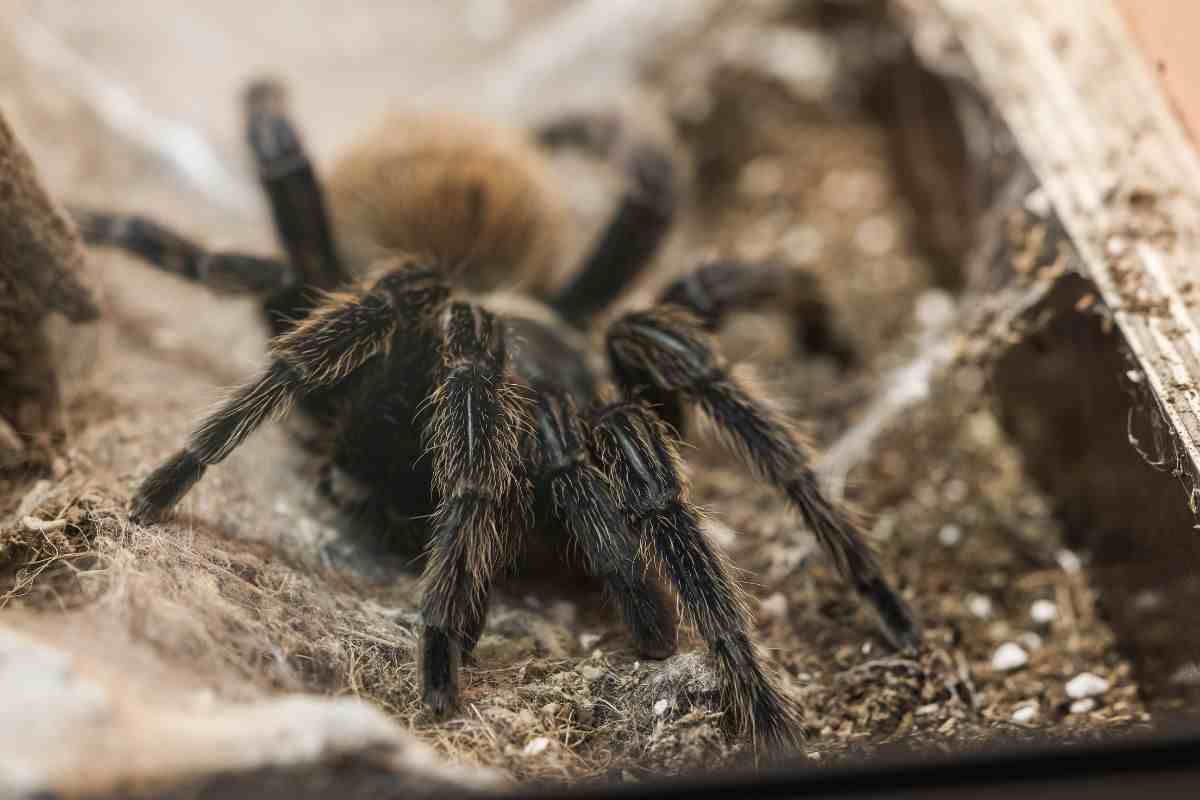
[
  {"left": 532, "top": 392, "right": 678, "bottom": 660},
  {"left": 70, "top": 207, "right": 296, "bottom": 295},
  {"left": 606, "top": 308, "right": 920, "bottom": 652},
  {"left": 658, "top": 260, "right": 857, "bottom": 368}
]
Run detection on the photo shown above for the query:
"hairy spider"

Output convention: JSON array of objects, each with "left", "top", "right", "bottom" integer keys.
[{"left": 72, "top": 79, "right": 919, "bottom": 750}]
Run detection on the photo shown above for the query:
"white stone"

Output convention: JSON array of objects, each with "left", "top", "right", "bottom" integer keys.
[
  {"left": 523, "top": 737, "right": 550, "bottom": 756},
  {"left": 1065, "top": 672, "right": 1110, "bottom": 700},
  {"left": 1069, "top": 698, "right": 1096, "bottom": 714},
  {"left": 1030, "top": 600, "right": 1058, "bottom": 624},
  {"left": 966, "top": 594, "right": 993, "bottom": 619},
  {"left": 1011, "top": 705, "right": 1038, "bottom": 724},
  {"left": 1056, "top": 550, "right": 1082, "bottom": 574},
  {"left": 938, "top": 524, "right": 963, "bottom": 547},
  {"left": 991, "top": 643, "right": 1029, "bottom": 672}
]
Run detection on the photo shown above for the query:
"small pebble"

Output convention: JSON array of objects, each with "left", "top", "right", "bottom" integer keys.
[
  {"left": 966, "top": 594, "right": 993, "bottom": 619},
  {"left": 938, "top": 524, "right": 963, "bottom": 547},
  {"left": 1056, "top": 550, "right": 1082, "bottom": 574},
  {"left": 1169, "top": 663, "right": 1200, "bottom": 686},
  {"left": 1011, "top": 704, "right": 1039, "bottom": 724},
  {"left": 991, "top": 642, "right": 1029, "bottom": 672},
  {"left": 1132, "top": 590, "right": 1163, "bottom": 613},
  {"left": 1069, "top": 698, "right": 1096, "bottom": 714},
  {"left": 523, "top": 737, "right": 551, "bottom": 756},
  {"left": 1031, "top": 600, "right": 1058, "bottom": 624},
  {"left": 653, "top": 699, "right": 670, "bottom": 717},
  {"left": 1065, "top": 672, "right": 1110, "bottom": 699},
  {"left": 760, "top": 592, "right": 788, "bottom": 620}
]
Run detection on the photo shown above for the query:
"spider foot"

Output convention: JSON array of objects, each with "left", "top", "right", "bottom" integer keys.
[
  {"left": 862, "top": 575, "right": 922, "bottom": 651},
  {"left": 129, "top": 449, "right": 206, "bottom": 524},
  {"left": 419, "top": 626, "right": 462, "bottom": 718},
  {"left": 713, "top": 636, "right": 805, "bottom": 753}
]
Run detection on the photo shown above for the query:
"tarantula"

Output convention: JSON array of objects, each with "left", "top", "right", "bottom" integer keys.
[{"left": 72, "top": 79, "right": 919, "bottom": 750}]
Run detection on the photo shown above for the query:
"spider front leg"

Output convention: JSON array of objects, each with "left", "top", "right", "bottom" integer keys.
[
  {"left": 607, "top": 308, "right": 920, "bottom": 651},
  {"left": 589, "top": 402, "right": 801, "bottom": 750},
  {"left": 130, "top": 261, "right": 449, "bottom": 523},
  {"left": 418, "top": 303, "right": 530, "bottom": 714},
  {"left": 532, "top": 392, "right": 678, "bottom": 660}
]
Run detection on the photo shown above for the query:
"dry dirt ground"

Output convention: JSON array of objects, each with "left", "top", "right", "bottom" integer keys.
[{"left": 0, "top": 1, "right": 1153, "bottom": 791}]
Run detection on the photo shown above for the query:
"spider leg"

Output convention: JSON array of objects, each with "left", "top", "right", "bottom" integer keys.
[
  {"left": 659, "top": 260, "right": 857, "bottom": 368},
  {"left": 606, "top": 308, "right": 920, "bottom": 651},
  {"left": 532, "top": 392, "right": 678, "bottom": 660},
  {"left": 540, "top": 111, "right": 677, "bottom": 327},
  {"left": 70, "top": 207, "right": 297, "bottom": 295},
  {"left": 418, "top": 302, "right": 529, "bottom": 715},
  {"left": 589, "top": 401, "right": 801, "bottom": 750},
  {"left": 130, "top": 261, "right": 449, "bottom": 523},
  {"left": 244, "top": 79, "right": 348, "bottom": 293}
]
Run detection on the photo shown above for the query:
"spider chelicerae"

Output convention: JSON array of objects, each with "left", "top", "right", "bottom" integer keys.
[{"left": 72, "top": 78, "right": 920, "bottom": 750}]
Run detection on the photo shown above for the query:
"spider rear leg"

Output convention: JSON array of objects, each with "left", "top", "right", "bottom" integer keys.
[
  {"left": 659, "top": 260, "right": 857, "bottom": 368},
  {"left": 418, "top": 303, "right": 530, "bottom": 715},
  {"left": 589, "top": 401, "right": 801, "bottom": 750},
  {"left": 130, "top": 261, "right": 449, "bottom": 523},
  {"left": 607, "top": 308, "right": 920, "bottom": 651},
  {"left": 244, "top": 79, "right": 348, "bottom": 295},
  {"left": 70, "top": 207, "right": 297, "bottom": 295},
  {"left": 539, "top": 111, "right": 677, "bottom": 327},
  {"left": 532, "top": 392, "right": 678, "bottom": 660}
]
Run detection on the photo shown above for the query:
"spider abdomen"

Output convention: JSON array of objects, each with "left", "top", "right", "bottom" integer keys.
[{"left": 327, "top": 113, "right": 568, "bottom": 296}]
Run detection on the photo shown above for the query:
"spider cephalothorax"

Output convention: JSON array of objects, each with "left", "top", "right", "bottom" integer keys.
[{"left": 72, "top": 78, "right": 919, "bottom": 751}]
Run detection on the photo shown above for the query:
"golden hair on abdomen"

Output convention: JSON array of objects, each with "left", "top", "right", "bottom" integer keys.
[{"left": 327, "top": 113, "right": 568, "bottom": 295}]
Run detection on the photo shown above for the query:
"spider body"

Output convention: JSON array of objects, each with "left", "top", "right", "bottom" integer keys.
[{"left": 73, "top": 79, "right": 919, "bottom": 752}]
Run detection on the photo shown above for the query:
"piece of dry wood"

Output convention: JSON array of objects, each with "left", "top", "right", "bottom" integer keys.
[{"left": 922, "top": 0, "right": 1200, "bottom": 495}]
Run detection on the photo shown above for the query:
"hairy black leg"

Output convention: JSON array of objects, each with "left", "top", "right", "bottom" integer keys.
[
  {"left": 533, "top": 392, "right": 678, "bottom": 660},
  {"left": 590, "top": 402, "right": 801, "bottom": 750},
  {"left": 542, "top": 113, "right": 677, "bottom": 327},
  {"left": 244, "top": 79, "right": 348, "bottom": 295},
  {"left": 130, "top": 262, "right": 449, "bottom": 523},
  {"left": 70, "top": 207, "right": 296, "bottom": 295},
  {"left": 659, "top": 260, "right": 857, "bottom": 368},
  {"left": 607, "top": 308, "right": 920, "bottom": 650},
  {"left": 418, "top": 303, "right": 529, "bottom": 715}
]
